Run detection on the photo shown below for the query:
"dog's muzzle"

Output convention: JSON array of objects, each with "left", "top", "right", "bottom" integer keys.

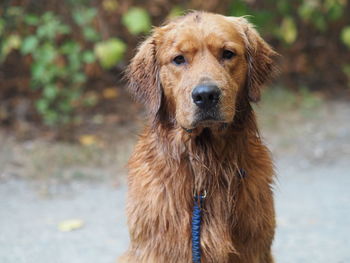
[{"left": 192, "top": 84, "right": 222, "bottom": 124}]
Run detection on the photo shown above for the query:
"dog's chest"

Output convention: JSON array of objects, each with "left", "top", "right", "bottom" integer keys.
[{"left": 127, "top": 135, "right": 275, "bottom": 262}]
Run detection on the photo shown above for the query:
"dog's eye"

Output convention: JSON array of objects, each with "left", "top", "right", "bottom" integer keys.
[
  {"left": 222, "top": 50, "right": 236, "bottom": 60},
  {"left": 173, "top": 55, "right": 186, "bottom": 65}
]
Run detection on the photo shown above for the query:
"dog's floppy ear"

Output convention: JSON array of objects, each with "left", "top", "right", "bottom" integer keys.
[
  {"left": 235, "top": 17, "right": 279, "bottom": 102},
  {"left": 126, "top": 33, "right": 162, "bottom": 120}
]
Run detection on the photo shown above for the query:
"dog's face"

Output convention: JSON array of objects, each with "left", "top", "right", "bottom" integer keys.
[
  {"left": 157, "top": 14, "right": 248, "bottom": 129},
  {"left": 127, "top": 12, "right": 277, "bottom": 130}
]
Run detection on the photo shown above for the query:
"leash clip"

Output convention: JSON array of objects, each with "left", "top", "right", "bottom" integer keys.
[{"left": 193, "top": 189, "right": 207, "bottom": 200}]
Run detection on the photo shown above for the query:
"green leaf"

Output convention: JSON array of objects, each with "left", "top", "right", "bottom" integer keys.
[
  {"left": 37, "top": 13, "right": 69, "bottom": 40},
  {"left": 61, "top": 41, "right": 80, "bottom": 54},
  {"left": 67, "top": 52, "right": 82, "bottom": 71},
  {"left": 31, "top": 62, "right": 46, "bottom": 84},
  {"left": 94, "top": 38, "right": 126, "bottom": 69},
  {"left": 72, "top": 72, "right": 86, "bottom": 83},
  {"left": 58, "top": 100, "right": 73, "bottom": 113},
  {"left": 35, "top": 43, "right": 56, "bottom": 64},
  {"left": 59, "top": 24, "right": 71, "bottom": 34},
  {"left": 35, "top": 99, "right": 49, "bottom": 113},
  {"left": 42, "top": 12, "right": 55, "bottom": 23},
  {"left": 73, "top": 12, "right": 84, "bottom": 26},
  {"left": 43, "top": 84, "right": 58, "bottom": 99},
  {"left": 21, "top": 36, "right": 38, "bottom": 55},
  {"left": 83, "top": 27, "right": 100, "bottom": 42},
  {"left": 122, "top": 7, "right": 151, "bottom": 35},
  {"left": 341, "top": 26, "right": 350, "bottom": 48},
  {"left": 328, "top": 4, "right": 344, "bottom": 21},
  {"left": 298, "top": 2, "right": 315, "bottom": 22},
  {"left": 24, "top": 14, "right": 40, "bottom": 26},
  {"left": 280, "top": 16, "right": 298, "bottom": 44},
  {"left": 73, "top": 8, "right": 97, "bottom": 26},
  {"left": 82, "top": 51, "right": 95, "bottom": 63}
]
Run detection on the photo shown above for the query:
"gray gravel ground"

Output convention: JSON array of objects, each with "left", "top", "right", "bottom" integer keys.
[
  {"left": 273, "top": 158, "right": 350, "bottom": 263},
  {"left": 0, "top": 180, "right": 129, "bottom": 263},
  {"left": 1, "top": 157, "right": 349, "bottom": 263},
  {"left": 1, "top": 101, "right": 349, "bottom": 263}
]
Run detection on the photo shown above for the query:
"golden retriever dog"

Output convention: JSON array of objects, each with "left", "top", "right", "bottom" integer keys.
[{"left": 122, "top": 11, "right": 278, "bottom": 263}]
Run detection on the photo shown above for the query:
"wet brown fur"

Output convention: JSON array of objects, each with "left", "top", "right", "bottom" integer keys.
[{"left": 122, "top": 11, "right": 278, "bottom": 263}]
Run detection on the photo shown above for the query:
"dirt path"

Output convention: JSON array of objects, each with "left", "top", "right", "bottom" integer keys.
[{"left": 1, "top": 100, "right": 349, "bottom": 263}]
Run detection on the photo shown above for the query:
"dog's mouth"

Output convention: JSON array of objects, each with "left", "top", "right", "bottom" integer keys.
[
  {"left": 190, "top": 109, "right": 225, "bottom": 128},
  {"left": 182, "top": 120, "right": 228, "bottom": 134}
]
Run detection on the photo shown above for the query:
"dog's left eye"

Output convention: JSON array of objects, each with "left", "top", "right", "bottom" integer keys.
[
  {"left": 173, "top": 55, "right": 186, "bottom": 65},
  {"left": 222, "top": 50, "right": 236, "bottom": 60}
]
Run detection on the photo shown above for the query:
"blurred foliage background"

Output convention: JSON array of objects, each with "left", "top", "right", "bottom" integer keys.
[{"left": 0, "top": 0, "right": 349, "bottom": 137}]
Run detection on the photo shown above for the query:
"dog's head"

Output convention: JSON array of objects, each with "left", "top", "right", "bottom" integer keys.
[{"left": 127, "top": 11, "right": 278, "bottom": 130}]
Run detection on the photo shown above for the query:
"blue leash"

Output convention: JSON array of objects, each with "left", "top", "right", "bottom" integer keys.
[
  {"left": 192, "top": 192, "right": 205, "bottom": 263},
  {"left": 191, "top": 169, "right": 246, "bottom": 262}
]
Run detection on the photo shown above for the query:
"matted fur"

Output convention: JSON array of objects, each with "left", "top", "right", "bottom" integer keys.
[{"left": 121, "top": 11, "right": 278, "bottom": 263}]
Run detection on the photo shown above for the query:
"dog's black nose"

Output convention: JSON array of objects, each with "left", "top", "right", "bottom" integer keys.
[{"left": 192, "top": 84, "right": 220, "bottom": 110}]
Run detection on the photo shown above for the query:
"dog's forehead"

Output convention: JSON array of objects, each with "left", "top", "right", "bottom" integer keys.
[{"left": 158, "top": 13, "right": 245, "bottom": 48}]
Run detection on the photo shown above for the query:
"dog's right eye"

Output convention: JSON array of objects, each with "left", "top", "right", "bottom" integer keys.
[
  {"left": 222, "top": 50, "right": 236, "bottom": 60},
  {"left": 173, "top": 55, "right": 186, "bottom": 65}
]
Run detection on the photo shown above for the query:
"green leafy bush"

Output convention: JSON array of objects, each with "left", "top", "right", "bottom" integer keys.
[
  {"left": 0, "top": 3, "right": 136, "bottom": 126},
  {"left": 228, "top": 0, "right": 350, "bottom": 88},
  {"left": 229, "top": 0, "right": 349, "bottom": 46},
  {"left": 0, "top": 4, "right": 155, "bottom": 126},
  {"left": 18, "top": 10, "right": 99, "bottom": 125},
  {"left": 0, "top": 7, "right": 101, "bottom": 126}
]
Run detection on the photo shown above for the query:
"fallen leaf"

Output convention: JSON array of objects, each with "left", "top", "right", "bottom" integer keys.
[
  {"left": 58, "top": 219, "right": 84, "bottom": 232},
  {"left": 79, "top": 135, "right": 97, "bottom": 146}
]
